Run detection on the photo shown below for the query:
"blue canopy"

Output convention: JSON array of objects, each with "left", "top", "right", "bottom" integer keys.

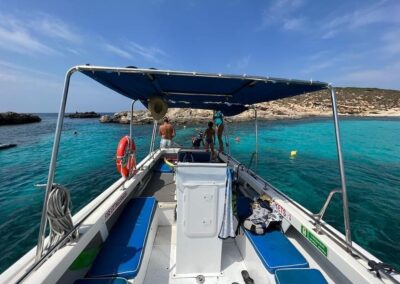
[{"left": 79, "top": 66, "right": 328, "bottom": 116}]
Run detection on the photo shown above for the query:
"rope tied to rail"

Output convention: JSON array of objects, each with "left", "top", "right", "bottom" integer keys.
[
  {"left": 46, "top": 184, "right": 78, "bottom": 248},
  {"left": 368, "top": 260, "right": 398, "bottom": 282}
]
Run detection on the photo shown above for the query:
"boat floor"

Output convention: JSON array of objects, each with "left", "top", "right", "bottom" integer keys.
[
  {"left": 144, "top": 225, "right": 250, "bottom": 284},
  {"left": 142, "top": 172, "right": 176, "bottom": 202}
]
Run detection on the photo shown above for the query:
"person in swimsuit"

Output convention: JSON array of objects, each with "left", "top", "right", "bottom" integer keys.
[
  {"left": 213, "top": 110, "right": 224, "bottom": 152},
  {"left": 192, "top": 131, "right": 204, "bottom": 149},
  {"left": 204, "top": 121, "right": 215, "bottom": 158},
  {"left": 159, "top": 116, "right": 175, "bottom": 148}
]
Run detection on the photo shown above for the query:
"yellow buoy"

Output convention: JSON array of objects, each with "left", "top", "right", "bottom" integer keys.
[{"left": 290, "top": 150, "right": 297, "bottom": 157}]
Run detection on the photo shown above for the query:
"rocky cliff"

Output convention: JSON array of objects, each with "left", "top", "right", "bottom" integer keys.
[
  {"left": 67, "top": 111, "right": 100, "bottom": 118},
  {"left": 0, "top": 112, "right": 41, "bottom": 125},
  {"left": 99, "top": 87, "right": 400, "bottom": 124}
]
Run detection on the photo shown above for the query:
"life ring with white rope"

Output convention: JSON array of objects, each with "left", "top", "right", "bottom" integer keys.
[{"left": 116, "top": 136, "right": 136, "bottom": 177}]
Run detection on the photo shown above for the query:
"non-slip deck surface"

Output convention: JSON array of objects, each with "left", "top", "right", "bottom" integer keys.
[
  {"left": 143, "top": 226, "right": 248, "bottom": 284},
  {"left": 142, "top": 173, "right": 176, "bottom": 202}
]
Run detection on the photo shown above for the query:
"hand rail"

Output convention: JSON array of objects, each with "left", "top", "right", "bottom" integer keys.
[
  {"left": 247, "top": 152, "right": 257, "bottom": 170},
  {"left": 253, "top": 106, "right": 258, "bottom": 165},
  {"left": 35, "top": 67, "right": 77, "bottom": 262},
  {"left": 129, "top": 100, "right": 137, "bottom": 144},
  {"left": 329, "top": 86, "right": 352, "bottom": 250},
  {"left": 313, "top": 189, "right": 342, "bottom": 233},
  {"left": 149, "top": 120, "right": 158, "bottom": 154}
]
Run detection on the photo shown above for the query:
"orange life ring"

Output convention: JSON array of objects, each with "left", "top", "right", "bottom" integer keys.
[{"left": 116, "top": 136, "right": 136, "bottom": 177}]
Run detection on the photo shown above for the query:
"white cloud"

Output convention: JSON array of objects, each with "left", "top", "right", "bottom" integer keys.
[
  {"left": 227, "top": 55, "right": 251, "bottom": 71},
  {"left": 104, "top": 43, "right": 133, "bottom": 59},
  {"left": 0, "top": 12, "right": 81, "bottom": 56},
  {"left": 322, "top": 1, "right": 400, "bottom": 38},
  {"left": 302, "top": 49, "right": 373, "bottom": 75},
  {"left": 382, "top": 30, "right": 400, "bottom": 55},
  {"left": 236, "top": 55, "right": 251, "bottom": 70},
  {"left": 282, "top": 17, "right": 305, "bottom": 31},
  {"left": 0, "top": 17, "right": 56, "bottom": 55},
  {"left": 259, "top": 0, "right": 305, "bottom": 31},
  {"left": 336, "top": 61, "right": 400, "bottom": 89},
  {"left": 103, "top": 41, "right": 167, "bottom": 63},
  {"left": 0, "top": 60, "right": 61, "bottom": 84},
  {"left": 127, "top": 41, "right": 166, "bottom": 63},
  {"left": 31, "top": 14, "right": 81, "bottom": 44}
]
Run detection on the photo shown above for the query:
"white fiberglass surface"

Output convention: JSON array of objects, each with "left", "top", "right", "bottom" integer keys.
[{"left": 144, "top": 225, "right": 249, "bottom": 284}]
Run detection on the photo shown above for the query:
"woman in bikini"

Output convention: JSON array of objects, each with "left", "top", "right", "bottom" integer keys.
[{"left": 213, "top": 110, "right": 224, "bottom": 152}]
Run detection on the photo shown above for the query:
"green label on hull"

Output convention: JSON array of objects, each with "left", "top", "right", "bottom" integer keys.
[
  {"left": 301, "top": 225, "right": 328, "bottom": 257},
  {"left": 69, "top": 247, "right": 101, "bottom": 271}
]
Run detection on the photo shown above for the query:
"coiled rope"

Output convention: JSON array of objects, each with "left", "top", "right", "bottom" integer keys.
[{"left": 46, "top": 184, "right": 78, "bottom": 248}]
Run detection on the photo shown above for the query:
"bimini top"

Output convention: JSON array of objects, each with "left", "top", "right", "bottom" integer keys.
[{"left": 78, "top": 65, "right": 329, "bottom": 116}]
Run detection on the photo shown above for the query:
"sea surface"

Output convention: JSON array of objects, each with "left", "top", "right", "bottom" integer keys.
[{"left": 0, "top": 114, "right": 399, "bottom": 273}]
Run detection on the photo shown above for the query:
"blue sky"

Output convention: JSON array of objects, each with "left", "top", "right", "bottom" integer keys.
[{"left": 0, "top": 0, "right": 399, "bottom": 112}]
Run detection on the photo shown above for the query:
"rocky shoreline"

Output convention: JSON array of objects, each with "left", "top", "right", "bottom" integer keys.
[
  {"left": 0, "top": 112, "right": 41, "bottom": 126},
  {"left": 99, "top": 87, "right": 400, "bottom": 124},
  {"left": 67, "top": 111, "right": 100, "bottom": 118}
]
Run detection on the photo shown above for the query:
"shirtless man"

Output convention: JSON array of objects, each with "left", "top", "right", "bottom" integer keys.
[{"left": 159, "top": 116, "right": 175, "bottom": 148}]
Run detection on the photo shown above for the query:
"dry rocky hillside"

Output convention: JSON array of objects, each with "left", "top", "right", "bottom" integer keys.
[{"left": 100, "top": 87, "right": 400, "bottom": 124}]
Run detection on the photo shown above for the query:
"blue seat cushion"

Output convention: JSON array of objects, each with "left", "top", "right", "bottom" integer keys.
[
  {"left": 88, "top": 197, "right": 157, "bottom": 279},
  {"left": 275, "top": 268, "right": 328, "bottom": 284},
  {"left": 75, "top": 277, "right": 128, "bottom": 284},
  {"left": 244, "top": 229, "right": 309, "bottom": 273}
]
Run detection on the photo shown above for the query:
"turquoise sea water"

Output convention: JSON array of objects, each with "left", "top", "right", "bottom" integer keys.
[{"left": 0, "top": 114, "right": 399, "bottom": 273}]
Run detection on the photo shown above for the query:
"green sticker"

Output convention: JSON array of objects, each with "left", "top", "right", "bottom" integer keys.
[
  {"left": 69, "top": 247, "right": 101, "bottom": 271},
  {"left": 301, "top": 225, "right": 328, "bottom": 257}
]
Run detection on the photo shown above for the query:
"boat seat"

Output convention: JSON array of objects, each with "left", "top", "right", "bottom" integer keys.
[
  {"left": 275, "top": 268, "right": 328, "bottom": 284},
  {"left": 75, "top": 277, "right": 128, "bottom": 284},
  {"left": 238, "top": 196, "right": 309, "bottom": 274},
  {"left": 87, "top": 197, "right": 157, "bottom": 279},
  {"left": 244, "top": 229, "right": 309, "bottom": 273}
]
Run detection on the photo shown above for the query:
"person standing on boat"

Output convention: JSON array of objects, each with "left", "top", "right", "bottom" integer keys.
[
  {"left": 213, "top": 110, "right": 224, "bottom": 152},
  {"left": 204, "top": 121, "right": 215, "bottom": 158},
  {"left": 159, "top": 116, "right": 175, "bottom": 148}
]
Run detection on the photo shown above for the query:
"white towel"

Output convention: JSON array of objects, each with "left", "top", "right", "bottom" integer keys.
[{"left": 219, "top": 169, "right": 236, "bottom": 239}]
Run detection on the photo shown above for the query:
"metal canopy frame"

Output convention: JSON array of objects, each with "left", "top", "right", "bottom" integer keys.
[{"left": 35, "top": 65, "right": 352, "bottom": 265}]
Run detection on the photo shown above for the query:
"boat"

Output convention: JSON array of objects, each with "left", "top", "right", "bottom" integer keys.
[
  {"left": 1, "top": 65, "right": 398, "bottom": 284},
  {"left": 0, "top": 143, "right": 17, "bottom": 150}
]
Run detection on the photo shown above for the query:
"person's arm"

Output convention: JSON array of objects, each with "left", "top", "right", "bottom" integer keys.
[
  {"left": 172, "top": 126, "right": 176, "bottom": 138},
  {"left": 158, "top": 125, "right": 162, "bottom": 136}
]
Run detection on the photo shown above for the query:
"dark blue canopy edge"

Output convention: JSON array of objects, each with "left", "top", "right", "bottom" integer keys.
[{"left": 79, "top": 66, "right": 328, "bottom": 116}]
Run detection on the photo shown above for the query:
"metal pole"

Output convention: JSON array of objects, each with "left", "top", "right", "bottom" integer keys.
[
  {"left": 129, "top": 100, "right": 137, "bottom": 143},
  {"left": 35, "top": 67, "right": 76, "bottom": 262},
  {"left": 224, "top": 120, "right": 230, "bottom": 156},
  {"left": 254, "top": 107, "right": 258, "bottom": 167},
  {"left": 153, "top": 120, "right": 158, "bottom": 152},
  {"left": 329, "top": 86, "right": 352, "bottom": 250},
  {"left": 149, "top": 120, "right": 157, "bottom": 154}
]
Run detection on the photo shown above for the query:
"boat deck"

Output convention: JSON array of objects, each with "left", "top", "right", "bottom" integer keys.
[
  {"left": 144, "top": 225, "right": 250, "bottom": 284},
  {"left": 142, "top": 172, "right": 176, "bottom": 202}
]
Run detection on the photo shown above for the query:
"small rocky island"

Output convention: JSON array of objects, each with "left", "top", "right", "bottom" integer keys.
[
  {"left": 0, "top": 112, "right": 41, "bottom": 125},
  {"left": 67, "top": 111, "right": 100, "bottom": 118},
  {"left": 99, "top": 87, "right": 400, "bottom": 125}
]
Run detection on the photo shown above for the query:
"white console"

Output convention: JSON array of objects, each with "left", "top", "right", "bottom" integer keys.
[{"left": 175, "top": 162, "right": 227, "bottom": 276}]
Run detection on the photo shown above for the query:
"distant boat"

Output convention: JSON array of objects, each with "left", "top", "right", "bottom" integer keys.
[{"left": 0, "top": 143, "right": 17, "bottom": 150}]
